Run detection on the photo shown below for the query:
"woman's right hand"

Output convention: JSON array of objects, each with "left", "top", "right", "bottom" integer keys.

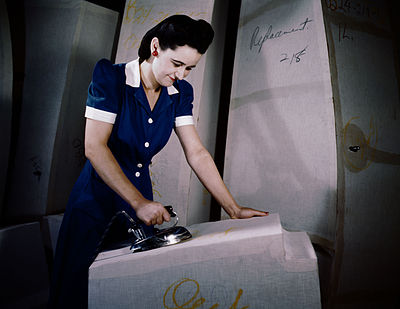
[{"left": 135, "top": 201, "right": 171, "bottom": 226}]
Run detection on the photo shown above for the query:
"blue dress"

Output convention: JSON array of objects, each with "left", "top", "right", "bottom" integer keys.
[{"left": 49, "top": 58, "right": 195, "bottom": 308}]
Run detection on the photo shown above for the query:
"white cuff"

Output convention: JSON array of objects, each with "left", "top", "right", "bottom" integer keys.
[
  {"left": 175, "top": 115, "right": 194, "bottom": 127},
  {"left": 85, "top": 106, "right": 117, "bottom": 124}
]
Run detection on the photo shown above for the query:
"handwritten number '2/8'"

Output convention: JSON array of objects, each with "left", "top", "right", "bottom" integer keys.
[{"left": 280, "top": 46, "right": 308, "bottom": 64}]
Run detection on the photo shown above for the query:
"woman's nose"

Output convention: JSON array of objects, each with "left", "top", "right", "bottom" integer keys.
[{"left": 175, "top": 67, "right": 185, "bottom": 80}]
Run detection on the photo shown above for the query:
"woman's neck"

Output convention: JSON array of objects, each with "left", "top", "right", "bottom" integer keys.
[{"left": 140, "top": 61, "right": 160, "bottom": 92}]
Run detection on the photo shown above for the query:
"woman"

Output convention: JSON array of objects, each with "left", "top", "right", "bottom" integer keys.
[{"left": 49, "top": 15, "right": 268, "bottom": 308}]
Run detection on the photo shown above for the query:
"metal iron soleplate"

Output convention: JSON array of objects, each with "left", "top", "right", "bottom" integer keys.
[{"left": 130, "top": 226, "right": 192, "bottom": 253}]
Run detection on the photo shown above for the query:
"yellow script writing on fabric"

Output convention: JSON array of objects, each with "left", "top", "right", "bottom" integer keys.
[{"left": 163, "top": 278, "right": 249, "bottom": 309}]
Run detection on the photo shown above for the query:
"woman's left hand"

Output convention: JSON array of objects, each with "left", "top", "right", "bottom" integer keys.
[{"left": 231, "top": 206, "right": 269, "bottom": 219}]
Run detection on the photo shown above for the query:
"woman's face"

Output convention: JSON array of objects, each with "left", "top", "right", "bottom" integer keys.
[{"left": 152, "top": 44, "right": 202, "bottom": 87}]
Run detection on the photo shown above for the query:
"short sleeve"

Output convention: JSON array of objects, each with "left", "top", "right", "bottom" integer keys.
[
  {"left": 85, "top": 59, "right": 120, "bottom": 124},
  {"left": 174, "top": 80, "right": 194, "bottom": 127}
]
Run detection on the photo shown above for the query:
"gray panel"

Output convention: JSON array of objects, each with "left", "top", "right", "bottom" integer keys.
[
  {"left": 323, "top": 0, "right": 400, "bottom": 305},
  {"left": 47, "top": 3, "right": 119, "bottom": 214},
  {"left": 0, "top": 0, "right": 13, "bottom": 220},
  {"left": 6, "top": 0, "right": 82, "bottom": 218},
  {"left": 5, "top": 1, "right": 118, "bottom": 218},
  {"left": 223, "top": 0, "right": 337, "bottom": 242}
]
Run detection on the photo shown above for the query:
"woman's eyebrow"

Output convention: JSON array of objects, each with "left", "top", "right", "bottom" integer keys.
[{"left": 171, "top": 58, "right": 196, "bottom": 68}]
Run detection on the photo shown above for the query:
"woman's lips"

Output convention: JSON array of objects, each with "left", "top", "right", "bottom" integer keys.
[{"left": 169, "top": 76, "right": 175, "bottom": 82}]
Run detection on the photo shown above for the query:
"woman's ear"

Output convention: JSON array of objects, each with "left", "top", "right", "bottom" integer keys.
[{"left": 150, "top": 37, "right": 159, "bottom": 54}]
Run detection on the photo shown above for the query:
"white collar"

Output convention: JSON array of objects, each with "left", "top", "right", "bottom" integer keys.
[{"left": 125, "top": 58, "right": 179, "bottom": 95}]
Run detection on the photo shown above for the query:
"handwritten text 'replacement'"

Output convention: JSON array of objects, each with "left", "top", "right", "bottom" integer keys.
[{"left": 250, "top": 17, "right": 313, "bottom": 53}]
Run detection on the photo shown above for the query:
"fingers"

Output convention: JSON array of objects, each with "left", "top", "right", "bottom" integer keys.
[
  {"left": 156, "top": 216, "right": 163, "bottom": 225},
  {"left": 162, "top": 209, "right": 171, "bottom": 222},
  {"left": 153, "top": 207, "right": 170, "bottom": 225},
  {"left": 148, "top": 208, "right": 164, "bottom": 226},
  {"left": 238, "top": 207, "right": 269, "bottom": 219},
  {"left": 137, "top": 202, "right": 171, "bottom": 226},
  {"left": 143, "top": 218, "right": 153, "bottom": 226},
  {"left": 155, "top": 208, "right": 170, "bottom": 225},
  {"left": 254, "top": 210, "right": 269, "bottom": 216},
  {"left": 145, "top": 215, "right": 162, "bottom": 226},
  {"left": 248, "top": 209, "right": 269, "bottom": 218}
]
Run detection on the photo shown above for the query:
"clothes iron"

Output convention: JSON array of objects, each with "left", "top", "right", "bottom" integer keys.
[
  {"left": 97, "top": 206, "right": 192, "bottom": 255},
  {"left": 128, "top": 206, "right": 192, "bottom": 253}
]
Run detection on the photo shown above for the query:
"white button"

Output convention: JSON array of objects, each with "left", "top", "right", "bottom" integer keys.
[
  {"left": 135, "top": 172, "right": 140, "bottom": 177},
  {"left": 137, "top": 163, "right": 143, "bottom": 168},
  {"left": 148, "top": 118, "right": 153, "bottom": 124},
  {"left": 144, "top": 142, "right": 150, "bottom": 148}
]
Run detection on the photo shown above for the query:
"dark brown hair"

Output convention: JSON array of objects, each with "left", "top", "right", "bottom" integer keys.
[{"left": 138, "top": 15, "right": 214, "bottom": 63}]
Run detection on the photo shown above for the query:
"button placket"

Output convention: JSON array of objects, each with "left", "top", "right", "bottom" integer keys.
[{"left": 135, "top": 162, "right": 143, "bottom": 177}]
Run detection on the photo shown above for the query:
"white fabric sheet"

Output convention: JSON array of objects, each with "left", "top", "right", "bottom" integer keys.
[{"left": 89, "top": 214, "right": 321, "bottom": 308}]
